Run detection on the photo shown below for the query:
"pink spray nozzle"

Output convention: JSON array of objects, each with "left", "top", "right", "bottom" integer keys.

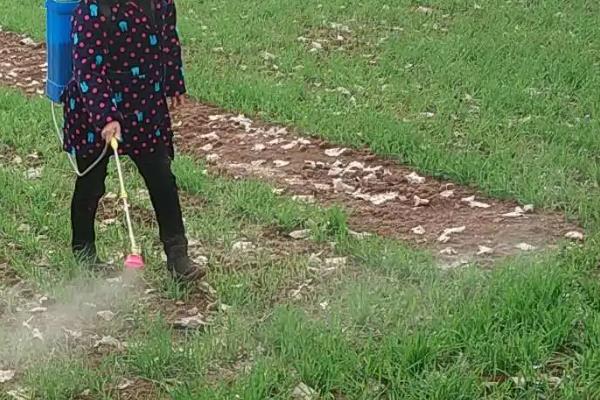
[{"left": 124, "top": 254, "right": 145, "bottom": 270}]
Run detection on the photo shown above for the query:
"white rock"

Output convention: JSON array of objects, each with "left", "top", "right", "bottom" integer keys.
[
  {"left": 94, "top": 336, "right": 122, "bottom": 348},
  {"left": 313, "top": 183, "right": 331, "bottom": 191},
  {"left": 414, "top": 195, "right": 430, "bottom": 207},
  {"left": 349, "top": 230, "right": 372, "bottom": 239},
  {"left": 515, "top": 243, "right": 536, "bottom": 251},
  {"left": 438, "top": 226, "right": 466, "bottom": 243},
  {"left": 97, "top": 310, "right": 115, "bottom": 321},
  {"left": 232, "top": 241, "right": 253, "bottom": 252},
  {"left": 477, "top": 246, "right": 494, "bottom": 255},
  {"left": 325, "top": 257, "right": 347, "bottom": 267},
  {"left": 332, "top": 179, "right": 355, "bottom": 193},
  {"left": 440, "top": 190, "right": 455, "bottom": 198},
  {"left": 200, "top": 132, "right": 220, "bottom": 141},
  {"left": 205, "top": 153, "right": 221, "bottom": 163},
  {"left": 440, "top": 247, "right": 457, "bottom": 255},
  {"left": 117, "top": 379, "right": 134, "bottom": 390},
  {"left": 292, "top": 383, "right": 317, "bottom": 400},
  {"left": 25, "top": 167, "right": 43, "bottom": 179},
  {"left": 173, "top": 314, "right": 208, "bottom": 329},
  {"left": 369, "top": 192, "right": 399, "bottom": 205},
  {"left": 281, "top": 141, "right": 297, "bottom": 150},
  {"left": 328, "top": 167, "right": 344, "bottom": 176},
  {"left": 273, "top": 160, "right": 290, "bottom": 167},
  {"left": 0, "top": 370, "right": 15, "bottom": 383},
  {"left": 32, "top": 328, "right": 44, "bottom": 341},
  {"left": 324, "top": 148, "right": 347, "bottom": 157},
  {"left": 502, "top": 209, "right": 524, "bottom": 218},
  {"left": 565, "top": 231, "right": 584, "bottom": 241},
  {"left": 523, "top": 204, "right": 535, "bottom": 213},
  {"left": 343, "top": 161, "right": 364, "bottom": 173},
  {"left": 292, "top": 195, "right": 315, "bottom": 203},
  {"left": 406, "top": 172, "right": 425, "bottom": 184},
  {"left": 412, "top": 226, "right": 426, "bottom": 235},
  {"left": 461, "top": 196, "right": 491, "bottom": 208},
  {"left": 290, "top": 230, "right": 311, "bottom": 239}
]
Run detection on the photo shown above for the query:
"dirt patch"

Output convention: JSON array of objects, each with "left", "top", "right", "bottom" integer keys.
[{"left": 0, "top": 30, "right": 582, "bottom": 266}]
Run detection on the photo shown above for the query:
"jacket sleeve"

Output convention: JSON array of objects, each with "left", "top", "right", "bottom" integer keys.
[
  {"left": 162, "top": 0, "right": 187, "bottom": 97},
  {"left": 71, "top": 2, "right": 122, "bottom": 128}
]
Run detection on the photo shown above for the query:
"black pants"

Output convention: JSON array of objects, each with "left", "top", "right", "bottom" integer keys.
[{"left": 71, "top": 147, "right": 187, "bottom": 258}]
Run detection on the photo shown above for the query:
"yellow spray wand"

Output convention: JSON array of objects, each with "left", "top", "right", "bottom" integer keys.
[{"left": 110, "top": 138, "right": 145, "bottom": 270}]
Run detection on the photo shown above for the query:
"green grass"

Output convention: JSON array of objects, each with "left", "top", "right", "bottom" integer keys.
[
  {"left": 1, "top": 86, "right": 600, "bottom": 399},
  {"left": 2, "top": 1, "right": 600, "bottom": 398},
  {"left": 2, "top": 0, "right": 599, "bottom": 225}
]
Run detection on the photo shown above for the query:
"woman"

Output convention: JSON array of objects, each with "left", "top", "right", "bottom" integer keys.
[{"left": 62, "top": 0, "right": 204, "bottom": 282}]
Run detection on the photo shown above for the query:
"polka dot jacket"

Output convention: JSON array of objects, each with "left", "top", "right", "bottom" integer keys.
[{"left": 61, "top": 0, "right": 186, "bottom": 158}]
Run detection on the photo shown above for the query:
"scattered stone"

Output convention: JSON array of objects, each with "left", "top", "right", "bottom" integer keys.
[
  {"left": 515, "top": 243, "right": 536, "bottom": 251},
  {"left": 416, "top": 6, "right": 434, "bottom": 14},
  {"left": 252, "top": 143, "right": 266, "bottom": 151},
  {"left": 462, "top": 196, "right": 491, "bottom": 209},
  {"left": 406, "top": 172, "right": 425, "bottom": 184},
  {"left": 414, "top": 195, "right": 430, "bottom": 207},
  {"left": 328, "top": 167, "right": 344, "bottom": 176},
  {"left": 290, "top": 229, "right": 311, "bottom": 240},
  {"left": 117, "top": 379, "right": 134, "bottom": 391},
  {"left": 200, "top": 132, "right": 220, "bottom": 141},
  {"left": 6, "top": 388, "right": 29, "bottom": 400},
  {"left": 232, "top": 241, "right": 253, "bottom": 252},
  {"left": 313, "top": 183, "right": 331, "bottom": 191},
  {"left": 292, "top": 195, "right": 316, "bottom": 203},
  {"left": 205, "top": 153, "right": 221, "bottom": 163},
  {"left": 440, "top": 247, "right": 457, "bottom": 255},
  {"left": 440, "top": 189, "right": 455, "bottom": 198},
  {"left": 412, "top": 226, "right": 426, "bottom": 235},
  {"left": 438, "top": 226, "right": 466, "bottom": 243},
  {"left": 332, "top": 178, "right": 355, "bottom": 193},
  {"left": 523, "top": 204, "right": 534, "bottom": 212},
  {"left": 172, "top": 314, "right": 208, "bottom": 330},
  {"left": 369, "top": 192, "right": 399, "bottom": 205},
  {"left": 96, "top": 310, "right": 115, "bottom": 321},
  {"left": 502, "top": 207, "right": 525, "bottom": 218},
  {"left": 273, "top": 160, "right": 290, "bottom": 167},
  {"left": 63, "top": 328, "right": 83, "bottom": 339},
  {"left": 325, "top": 257, "right": 347, "bottom": 267},
  {"left": 565, "top": 231, "right": 584, "bottom": 241},
  {"left": 32, "top": 328, "right": 44, "bottom": 341},
  {"left": 19, "top": 37, "right": 36, "bottom": 46},
  {"left": 25, "top": 167, "right": 43, "bottom": 179},
  {"left": 94, "top": 336, "right": 122, "bottom": 349},
  {"left": 477, "top": 245, "right": 494, "bottom": 255},
  {"left": 292, "top": 383, "right": 317, "bottom": 400},
  {"left": 0, "top": 370, "right": 15, "bottom": 383},
  {"left": 251, "top": 159, "right": 267, "bottom": 167},
  {"left": 324, "top": 148, "right": 347, "bottom": 157},
  {"left": 349, "top": 230, "right": 372, "bottom": 239},
  {"left": 281, "top": 141, "right": 297, "bottom": 150}
]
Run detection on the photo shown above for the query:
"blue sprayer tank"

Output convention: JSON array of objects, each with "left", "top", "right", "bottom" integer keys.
[{"left": 46, "top": 0, "right": 80, "bottom": 103}]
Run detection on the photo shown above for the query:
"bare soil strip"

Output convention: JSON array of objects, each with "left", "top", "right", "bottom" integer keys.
[{"left": 0, "top": 31, "right": 581, "bottom": 266}]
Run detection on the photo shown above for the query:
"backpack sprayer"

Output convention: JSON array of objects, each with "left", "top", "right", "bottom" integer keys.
[{"left": 46, "top": 0, "right": 145, "bottom": 270}]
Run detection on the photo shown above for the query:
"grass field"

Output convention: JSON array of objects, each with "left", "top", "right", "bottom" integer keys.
[{"left": 1, "top": 0, "right": 600, "bottom": 399}]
